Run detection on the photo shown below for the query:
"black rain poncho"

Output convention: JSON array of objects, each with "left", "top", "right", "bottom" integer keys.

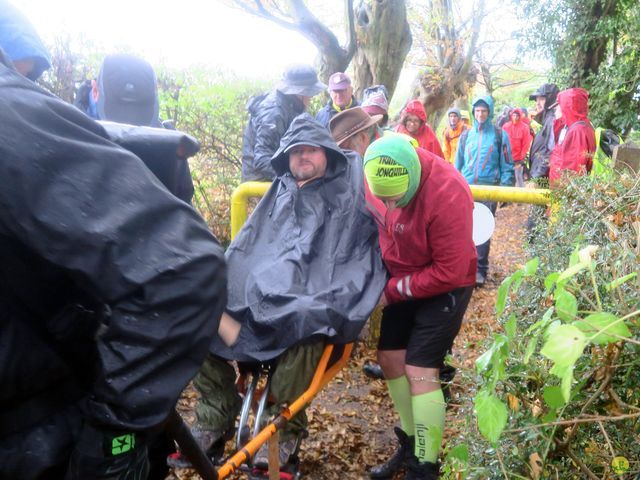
[
  {"left": 211, "top": 113, "right": 387, "bottom": 361},
  {"left": 0, "top": 61, "right": 226, "bottom": 435}
]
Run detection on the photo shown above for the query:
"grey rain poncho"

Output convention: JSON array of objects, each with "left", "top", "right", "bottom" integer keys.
[{"left": 212, "top": 113, "right": 387, "bottom": 361}]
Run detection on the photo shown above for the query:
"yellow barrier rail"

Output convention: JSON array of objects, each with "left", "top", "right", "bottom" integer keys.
[
  {"left": 230, "top": 181, "right": 271, "bottom": 239},
  {"left": 231, "top": 182, "right": 551, "bottom": 239}
]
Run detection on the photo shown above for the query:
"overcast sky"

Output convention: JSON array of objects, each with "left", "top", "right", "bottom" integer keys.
[
  {"left": 17, "top": 0, "right": 319, "bottom": 78},
  {"left": 16, "top": 0, "right": 546, "bottom": 86}
]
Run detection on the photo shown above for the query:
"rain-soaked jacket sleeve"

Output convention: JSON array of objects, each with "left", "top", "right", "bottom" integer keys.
[
  {"left": 0, "top": 74, "right": 226, "bottom": 430},
  {"left": 251, "top": 106, "right": 288, "bottom": 180}
]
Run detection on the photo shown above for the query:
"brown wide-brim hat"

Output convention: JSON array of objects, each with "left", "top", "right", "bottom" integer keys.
[{"left": 330, "top": 106, "right": 382, "bottom": 147}]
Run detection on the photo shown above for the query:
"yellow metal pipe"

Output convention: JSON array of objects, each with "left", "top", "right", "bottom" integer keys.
[
  {"left": 231, "top": 183, "right": 549, "bottom": 240},
  {"left": 469, "top": 185, "right": 550, "bottom": 206},
  {"left": 230, "top": 181, "right": 271, "bottom": 240}
]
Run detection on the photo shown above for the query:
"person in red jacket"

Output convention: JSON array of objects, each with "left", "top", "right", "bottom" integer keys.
[
  {"left": 549, "top": 88, "right": 596, "bottom": 185},
  {"left": 502, "top": 108, "right": 533, "bottom": 187},
  {"left": 363, "top": 135, "right": 476, "bottom": 480},
  {"left": 395, "top": 99, "right": 445, "bottom": 158}
]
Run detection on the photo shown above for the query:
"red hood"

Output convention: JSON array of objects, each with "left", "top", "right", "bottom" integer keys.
[
  {"left": 510, "top": 108, "right": 523, "bottom": 124},
  {"left": 402, "top": 99, "right": 427, "bottom": 122},
  {"left": 558, "top": 88, "right": 589, "bottom": 126}
]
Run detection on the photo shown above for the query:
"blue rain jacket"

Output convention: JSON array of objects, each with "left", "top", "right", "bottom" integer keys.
[
  {"left": 0, "top": 2, "right": 51, "bottom": 80},
  {"left": 455, "top": 95, "right": 514, "bottom": 186}
]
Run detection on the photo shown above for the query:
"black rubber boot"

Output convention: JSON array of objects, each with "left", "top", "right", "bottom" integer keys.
[
  {"left": 369, "top": 427, "right": 415, "bottom": 479},
  {"left": 363, "top": 360, "right": 385, "bottom": 380},
  {"left": 404, "top": 454, "right": 439, "bottom": 480}
]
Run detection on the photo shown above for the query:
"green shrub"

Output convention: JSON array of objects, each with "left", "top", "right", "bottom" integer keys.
[
  {"left": 450, "top": 172, "right": 639, "bottom": 479},
  {"left": 157, "top": 67, "right": 270, "bottom": 243}
]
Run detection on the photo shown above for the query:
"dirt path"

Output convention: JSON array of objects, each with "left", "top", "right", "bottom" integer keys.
[{"left": 170, "top": 204, "right": 530, "bottom": 480}]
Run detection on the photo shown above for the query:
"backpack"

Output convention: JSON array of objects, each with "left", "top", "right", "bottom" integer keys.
[
  {"left": 458, "top": 124, "right": 503, "bottom": 159},
  {"left": 592, "top": 127, "right": 621, "bottom": 176}
]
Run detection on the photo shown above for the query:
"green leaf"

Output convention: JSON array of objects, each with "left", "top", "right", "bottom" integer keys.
[
  {"left": 554, "top": 288, "right": 578, "bottom": 322},
  {"left": 475, "top": 335, "right": 508, "bottom": 374},
  {"left": 475, "top": 345, "right": 495, "bottom": 374},
  {"left": 544, "top": 272, "right": 560, "bottom": 292},
  {"left": 524, "top": 336, "right": 538, "bottom": 364},
  {"left": 543, "top": 386, "right": 566, "bottom": 408},
  {"left": 560, "top": 367, "right": 575, "bottom": 402},
  {"left": 525, "top": 307, "right": 555, "bottom": 335},
  {"left": 557, "top": 262, "right": 588, "bottom": 282},
  {"left": 511, "top": 269, "right": 526, "bottom": 294},
  {"left": 544, "top": 320, "right": 561, "bottom": 340},
  {"left": 568, "top": 246, "right": 580, "bottom": 266},
  {"left": 505, "top": 313, "right": 517, "bottom": 341},
  {"left": 474, "top": 390, "right": 509, "bottom": 444},
  {"left": 605, "top": 272, "right": 637, "bottom": 291},
  {"left": 495, "top": 274, "right": 514, "bottom": 317},
  {"left": 446, "top": 443, "right": 469, "bottom": 464},
  {"left": 541, "top": 324, "right": 587, "bottom": 368},
  {"left": 573, "top": 312, "right": 631, "bottom": 345},
  {"left": 523, "top": 257, "right": 540, "bottom": 276},
  {"left": 541, "top": 409, "right": 558, "bottom": 423}
]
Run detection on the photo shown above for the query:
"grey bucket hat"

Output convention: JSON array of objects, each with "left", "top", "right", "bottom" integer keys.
[{"left": 276, "top": 64, "right": 326, "bottom": 97}]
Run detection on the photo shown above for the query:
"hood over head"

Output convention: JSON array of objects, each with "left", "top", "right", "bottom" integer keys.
[
  {"left": 447, "top": 107, "right": 461, "bottom": 118},
  {"left": 472, "top": 95, "right": 494, "bottom": 125},
  {"left": 510, "top": 107, "right": 523, "bottom": 122},
  {"left": 271, "top": 113, "right": 347, "bottom": 177},
  {"left": 0, "top": 2, "right": 51, "bottom": 80},
  {"left": 402, "top": 99, "right": 427, "bottom": 122},
  {"left": 558, "top": 88, "right": 589, "bottom": 125}
]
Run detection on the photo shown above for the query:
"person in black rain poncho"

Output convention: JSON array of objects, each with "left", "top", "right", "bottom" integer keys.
[
  {"left": 0, "top": 9, "right": 227, "bottom": 479},
  {"left": 172, "top": 113, "right": 387, "bottom": 469}
]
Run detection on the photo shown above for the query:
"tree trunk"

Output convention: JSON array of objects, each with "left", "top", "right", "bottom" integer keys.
[
  {"left": 352, "top": 0, "right": 412, "bottom": 100},
  {"left": 570, "top": 0, "right": 618, "bottom": 86},
  {"left": 229, "top": 0, "right": 357, "bottom": 84},
  {"left": 410, "top": 0, "right": 484, "bottom": 129}
]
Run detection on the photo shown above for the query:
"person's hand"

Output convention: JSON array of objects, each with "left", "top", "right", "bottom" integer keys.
[
  {"left": 525, "top": 181, "right": 537, "bottom": 189},
  {"left": 218, "top": 311, "right": 241, "bottom": 347},
  {"left": 65, "top": 423, "right": 149, "bottom": 480}
]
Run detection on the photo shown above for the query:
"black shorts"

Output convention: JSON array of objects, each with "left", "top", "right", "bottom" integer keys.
[{"left": 378, "top": 286, "right": 474, "bottom": 368}]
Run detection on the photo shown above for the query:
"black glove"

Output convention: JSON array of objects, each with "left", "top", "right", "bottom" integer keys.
[{"left": 65, "top": 423, "right": 149, "bottom": 480}]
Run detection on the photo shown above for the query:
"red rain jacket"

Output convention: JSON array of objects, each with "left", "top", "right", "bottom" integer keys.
[
  {"left": 502, "top": 108, "right": 533, "bottom": 161},
  {"left": 365, "top": 147, "right": 477, "bottom": 304},
  {"left": 395, "top": 99, "right": 445, "bottom": 158},
  {"left": 549, "top": 88, "right": 596, "bottom": 184}
]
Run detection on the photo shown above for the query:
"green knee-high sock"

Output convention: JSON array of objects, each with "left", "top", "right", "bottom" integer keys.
[
  {"left": 412, "top": 389, "right": 446, "bottom": 463},
  {"left": 386, "top": 375, "right": 414, "bottom": 434}
]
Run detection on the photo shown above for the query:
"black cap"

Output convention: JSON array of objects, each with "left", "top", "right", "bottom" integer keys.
[
  {"left": 529, "top": 83, "right": 560, "bottom": 103},
  {"left": 97, "top": 54, "right": 159, "bottom": 126}
]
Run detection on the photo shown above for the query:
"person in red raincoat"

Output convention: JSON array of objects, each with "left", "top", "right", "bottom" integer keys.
[
  {"left": 502, "top": 108, "right": 533, "bottom": 187},
  {"left": 395, "top": 99, "right": 444, "bottom": 158},
  {"left": 548, "top": 88, "right": 596, "bottom": 185}
]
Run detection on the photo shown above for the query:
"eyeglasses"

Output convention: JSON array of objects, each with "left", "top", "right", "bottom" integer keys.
[{"left": 405, "top": 118, "right": 422, "bottom": 125}]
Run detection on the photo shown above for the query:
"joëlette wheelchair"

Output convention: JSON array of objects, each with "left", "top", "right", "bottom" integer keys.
[{"left": 167, "top": 181, "right": 355, "bottom": 479}]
